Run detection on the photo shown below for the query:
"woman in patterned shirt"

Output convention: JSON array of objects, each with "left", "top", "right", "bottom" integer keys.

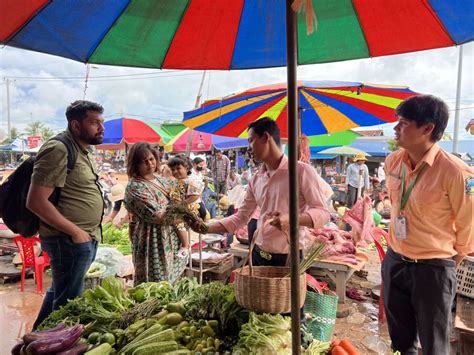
[{"left": 124, "top": 142, "right": 187, "bottom": 286}]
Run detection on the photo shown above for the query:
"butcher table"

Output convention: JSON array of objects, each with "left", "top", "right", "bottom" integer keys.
[{"left": 229, "top": 242, "right": 366, "bottom": 303}]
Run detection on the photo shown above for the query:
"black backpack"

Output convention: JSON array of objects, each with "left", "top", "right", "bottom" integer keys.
[{"left": 0, "top": 134, "right": 77, "bottom": 237}]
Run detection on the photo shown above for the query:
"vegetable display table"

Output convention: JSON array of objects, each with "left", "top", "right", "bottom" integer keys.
[
  {"left": 229, "top": 243, "right": 366, "bottom": 303},
  {"left": 186, "top": 232, "right": 230, "bottom": 284}
]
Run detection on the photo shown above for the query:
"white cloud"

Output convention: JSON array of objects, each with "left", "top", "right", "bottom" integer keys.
[{"left": 1, "top": 42, "right": 473, "bottom": 141}]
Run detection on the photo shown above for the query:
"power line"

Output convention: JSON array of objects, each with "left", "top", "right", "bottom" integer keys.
[{"left": 4, "top": 70, "right": 205, "bottom": 82}]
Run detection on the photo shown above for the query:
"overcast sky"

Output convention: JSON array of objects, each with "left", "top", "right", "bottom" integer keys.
[{"left": 1, "top": 42, "right": 473, "bottom": 141}]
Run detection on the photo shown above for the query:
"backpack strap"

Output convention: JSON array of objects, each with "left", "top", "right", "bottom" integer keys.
[
  {"left": 47, "top": 133, "right": 78, "bottom": 205},
  {"left": 50, "top": 134, "right": 77, "bottom": 174}
]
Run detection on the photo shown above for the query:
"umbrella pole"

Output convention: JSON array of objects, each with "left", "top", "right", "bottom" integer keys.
[{"left": 286, "top": 1, "right": 301, "bottom": 353}]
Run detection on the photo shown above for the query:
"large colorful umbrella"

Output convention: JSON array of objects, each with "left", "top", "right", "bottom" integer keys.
[
  {"left": 183, "top": 81, "right": 418, "bottom": 138},
  {"left": 164, "top": 127, "right": 249, "bottom": 152},
  {"left": 100, "top": 118, "right": 162, "bottom": 148},
  {"left": 164, "top": 128, "right": 212, "bottom": 153},
  {"left": 1, "top": 1, "right": 471, "bottom": 69},
  {"left": 307, "top": 130, "right": 360, "bottom": 147}
]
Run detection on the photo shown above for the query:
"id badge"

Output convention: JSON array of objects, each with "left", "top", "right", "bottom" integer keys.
[{"left": 394, "top": 216, "right": 407, "bottom": 240}]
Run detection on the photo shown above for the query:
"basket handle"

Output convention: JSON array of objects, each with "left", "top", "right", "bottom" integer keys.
[{"left": 239, "top": 215, "right": 291, "bottom": 275}]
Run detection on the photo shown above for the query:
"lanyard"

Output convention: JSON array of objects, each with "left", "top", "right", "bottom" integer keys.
[{"left": 400, "top": 162, "right": 428, "bottom": 212}]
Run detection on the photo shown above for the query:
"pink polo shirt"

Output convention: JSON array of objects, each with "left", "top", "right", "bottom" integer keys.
[{"left": 219, "top": 155, "right": 331, "bottom": 254}]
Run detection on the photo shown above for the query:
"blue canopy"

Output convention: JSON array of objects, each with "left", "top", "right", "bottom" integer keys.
[{"left": 212, "top": 135, "right": 248, "bottom": 150}]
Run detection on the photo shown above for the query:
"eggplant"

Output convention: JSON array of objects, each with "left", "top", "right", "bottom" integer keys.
[
  {"left": 23, "top": 323, "right": 68, "bottom": 344},
  {"left": 25, "top": 324, "right": 84, "bottom": 354},
  {"left": 39, "top": 323, "right": 67, "bottom": 333},
  {"left": 11, "top": 341, "right": 24, "bottom": 355},
  {"left": 56, "top": 343, "right": 89, "bottom": 355}
]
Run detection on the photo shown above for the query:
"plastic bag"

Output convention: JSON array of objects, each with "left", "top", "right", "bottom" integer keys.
[{"left": 94, "top": 247, "right": 124, "bottom": 278}]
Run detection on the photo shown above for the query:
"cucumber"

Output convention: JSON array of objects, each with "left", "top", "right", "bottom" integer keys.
[
  {"left": 124, "top": 323, "right": 164, "bottom": 346},
  {"left": 131, "top": 341, "right": 179, "bottom": 355},
  {"left": 84, "top": 343, "right": 113, "bottom": 355},
  {"left": 118, "top": 329, "right": 173, "bottom": 355}
]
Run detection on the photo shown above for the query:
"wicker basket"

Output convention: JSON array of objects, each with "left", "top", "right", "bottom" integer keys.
[
  {"left": 457, "top": 256, "right": 474, "bottom": 299},
  {"left": 233, "top": 224, "right": 306, "bottom": 314},
  {"left": 235, "top": 265, "right": 306, "bottom": 314}
]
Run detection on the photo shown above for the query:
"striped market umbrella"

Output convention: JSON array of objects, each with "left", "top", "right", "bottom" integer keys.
[
  {"left": 1, "top": 1, "right": 471, "bottom": 70},
  {"left": 101, "top": 118, "right": 162, "bottom": 147},
  {"left": 183, "top": 81, "right": 419, "bottom": 138},
  {"left": 164, "top": 128, "right": 213, "bottom": 153}
]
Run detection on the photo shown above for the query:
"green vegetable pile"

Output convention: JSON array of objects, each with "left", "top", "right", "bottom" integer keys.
[
  {"left": 86, "top": 262, "right": 107, "bottom": 278},
  {"left": 38, "top": 277, "right": 135, "bottom": 334},
  {"left": 183, "top": 281, "right": 249, "bottom": 337},
  {"left": 37, "top": 276, "right": 329, "bottom": 354},
  {"left": 234, "top": 312, "right": 292, "bottom": 354},
  {"left": 102, "top": 223, "right": 132, "bottom": 255}
]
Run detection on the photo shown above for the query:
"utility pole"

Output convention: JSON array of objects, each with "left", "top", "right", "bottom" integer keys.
[
  {"left": 185, "top": 71, "right": 207, "bottom": 156},
  {"left": 6, "top": 77, "right": 11, "bottom": 139},
  {"left": 453, "top": 45, "right": 463, "bottom": 153}
]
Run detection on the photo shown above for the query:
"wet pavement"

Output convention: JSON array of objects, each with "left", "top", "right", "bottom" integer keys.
[{"left": 0, "top": 274, "right": 52, "bottom": 351}]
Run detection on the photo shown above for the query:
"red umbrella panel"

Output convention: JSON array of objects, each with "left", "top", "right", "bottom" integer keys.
[
  {"left": 101, "top": 117, "right": 162, "bottom": 146},
  {"left": 164, "top": 128, "right": 212, "bottom": 153}
]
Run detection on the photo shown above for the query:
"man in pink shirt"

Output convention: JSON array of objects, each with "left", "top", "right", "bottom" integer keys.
[{"left": 205, "top": 117, "right": 330, "bottom": 266}]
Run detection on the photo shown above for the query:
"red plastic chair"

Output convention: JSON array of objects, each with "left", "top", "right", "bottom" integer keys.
[
  {"left": 14, "top": 235, "right": 50, "bottom": 293},
  {"left": 370, "top": 227, "right": 390, "bottom": 322}
]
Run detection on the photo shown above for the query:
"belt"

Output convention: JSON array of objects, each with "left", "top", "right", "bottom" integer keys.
[
  {"left": 387, "top": 248, "right": 455, "bottom": 267},
  {"left": 253, "top": 244, "right": 280, "bottom": 261},
  {"left": 253, "top": 245, "right": 303, "bottom": 261}
]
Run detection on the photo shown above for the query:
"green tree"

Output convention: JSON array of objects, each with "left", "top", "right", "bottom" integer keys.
[
  {"left": 24, "top": 121, "right": 45, "bottom": 136},
  {"left": 388, "top": 138, "right": 400, "bottom": 152},
  {"left": 10, "top": 127, "right": 20, "bottom": 140},
  {"left": 41, "top": 127, "right": 55, "bottom": 141},
  {"left": 1, "top": 127, "right": 20, "bottom": 144}
]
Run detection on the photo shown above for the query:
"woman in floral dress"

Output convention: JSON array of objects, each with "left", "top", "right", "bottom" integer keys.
[{"left": 124, "top": 142, "right": 187, "bottom": 286}]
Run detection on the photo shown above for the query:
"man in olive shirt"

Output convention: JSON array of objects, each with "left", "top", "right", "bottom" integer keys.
[{"left": 28, "top": 100, "right": 105, "bottom": 329}]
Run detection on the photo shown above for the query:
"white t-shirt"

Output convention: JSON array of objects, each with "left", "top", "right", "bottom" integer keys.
[
  {"left": 187, "top": 170, "right": 204, "bottom": 203},
  {"left": 378, "top": 166, "right": 386, "bottom": 182}
]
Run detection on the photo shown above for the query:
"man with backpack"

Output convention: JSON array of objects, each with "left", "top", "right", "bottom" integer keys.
[{"left": 27, "top": 100, "right": 105, "bottom": 329}]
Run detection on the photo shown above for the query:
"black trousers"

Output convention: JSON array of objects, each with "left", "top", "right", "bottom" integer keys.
[
  {"left": 347, "top": 185, "right": 364, "bottom": 208},
  {"left": 381, "top": 249, "right": 456, "bottom": 355}
]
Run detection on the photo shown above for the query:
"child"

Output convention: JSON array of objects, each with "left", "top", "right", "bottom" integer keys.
[{"left": 167, "top": 155, "right": 202, "bottom": 257}]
